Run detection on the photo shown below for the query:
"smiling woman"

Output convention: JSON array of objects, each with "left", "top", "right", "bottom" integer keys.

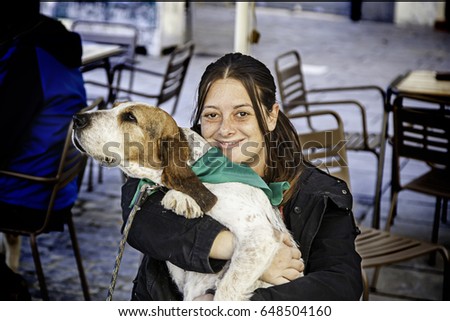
[
  {"left": 122, "top": 52, "right": 363, "bottom": 301},
  {"left": 200, "top": 78, "right": 279, "bottom": 177}
]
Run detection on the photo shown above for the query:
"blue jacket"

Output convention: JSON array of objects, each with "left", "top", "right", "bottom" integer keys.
[
  {"left": 121, "top": 166, "right": 363, "bottom": 300},
  {"left": 0, "top": 15, "right": 86, "bottom": 210}
]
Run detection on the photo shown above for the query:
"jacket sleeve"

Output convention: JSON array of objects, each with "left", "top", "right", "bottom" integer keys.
[
  {"left": 121, "top": 178, "right": 227, "bottom": 273},
  {"left": 0, "top": 42, "right": 42, "bottom": 169},
  {"left": 251, "top": 200, "right": 363, "bottom": 301}
]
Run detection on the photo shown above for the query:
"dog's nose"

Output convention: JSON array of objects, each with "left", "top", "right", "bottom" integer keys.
[{"left": 73, "top": 113, "right": 89, "bottom": 129}]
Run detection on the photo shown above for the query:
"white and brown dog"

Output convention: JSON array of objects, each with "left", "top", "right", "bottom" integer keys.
[{"left": 72, "top": 101, "right": 297, "bottom": 300}]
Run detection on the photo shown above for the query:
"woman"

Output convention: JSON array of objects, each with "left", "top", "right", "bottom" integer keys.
[{"left": 121, "top": 53, "right": 363, "bottom": 300}]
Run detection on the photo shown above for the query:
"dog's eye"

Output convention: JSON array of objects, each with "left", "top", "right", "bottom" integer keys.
[{"left": 122, "top": 112, "right": 137, "bottom": 123}]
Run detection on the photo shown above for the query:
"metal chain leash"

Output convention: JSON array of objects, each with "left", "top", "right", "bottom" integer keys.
[{"left": 106, "top": 183, "right": 161, "bottom": 301}]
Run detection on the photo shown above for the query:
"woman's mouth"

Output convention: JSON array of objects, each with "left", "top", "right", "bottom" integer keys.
[{"left": 216, "top": 140, "right": 243, "bottom": 149}]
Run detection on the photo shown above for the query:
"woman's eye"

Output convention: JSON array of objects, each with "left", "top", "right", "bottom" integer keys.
[
  {"left": 204, "top": 113, "right": 218, "bottom": 119},
  {"left": 237, "top": 111, "right": 249, "bottom": 117}
]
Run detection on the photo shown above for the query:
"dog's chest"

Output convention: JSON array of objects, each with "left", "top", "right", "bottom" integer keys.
[{"left": 204, "top": 182, "right": 282, "bottom": 235}]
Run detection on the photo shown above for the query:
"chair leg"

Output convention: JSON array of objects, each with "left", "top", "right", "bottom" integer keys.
[
  {"left": 429, "top": 198, "right": 443, "bottom": 265},
  {"left": 372, "top": 155, "right": 383, "bottom": 229},
  {"left": 432, "top": 197, "right": 442, "bottom": 245},
  {"left": 370, "top": 266, "right": 382, "bottom": 292},
  {"left": 29, "top": 234, "right": 49, "bottom": 301},
  {"left": 441, "top": 248, "right": 450, "bottom": 300},
  {"left": 361, "top": 268, "right": 369, "bottom": 300},
  {"left": 442, "top": 198, "right": 448, "bottom": 224},
  {"left": 87, "top": 158, "right": 94, "bottom": 192},
  {"left": 389, "top": 159, "right": 408, "bottom": 226},
  {"left": 127, "top": 68, "right": 135, "bottom": 94},
  {"left": 86, "top": 157, "right": 104, "bottom": 191},
  {"left": 67, "top": 217, "right": 91, "bottom": 300},
  {"left": 98, "top": 164, "right": 103, "bottom": 184},
  {"left": 372, "top": 110, "right": 389, "bottom": 229},
  {"left": 385, "top": 191, "right": 399, "bottom": 232},
  {"left": 104, "top": 64, "right": 117, "bottom": 105},
  {"left": 389, "top": 151, "right": 397, "bottom": 224}
]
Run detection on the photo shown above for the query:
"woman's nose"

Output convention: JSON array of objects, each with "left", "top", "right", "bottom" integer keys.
[{"left": 218, "top": 117, "right": 236, "bottom": 136}]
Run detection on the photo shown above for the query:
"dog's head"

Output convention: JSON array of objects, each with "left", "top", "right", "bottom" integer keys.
[
  {"left": 73, "top": 102, "right": 180, "bottom": 170},
  {"left": 72, "top": 101, "right": 217, "bottom": 212}
]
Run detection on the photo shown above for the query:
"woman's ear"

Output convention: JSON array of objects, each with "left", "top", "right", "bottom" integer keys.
[{"left": 267, "top": 103, "right": 280, "bottom": 132}]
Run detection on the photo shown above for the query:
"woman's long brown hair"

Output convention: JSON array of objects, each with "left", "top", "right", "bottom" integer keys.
[{"left": 191, "top": 53, "right": 305, "bottom": 205}]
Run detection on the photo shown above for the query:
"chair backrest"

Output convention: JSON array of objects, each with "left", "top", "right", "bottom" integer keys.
[
  {"left": 294, "top": 110, "right": 351, "bottom": 187},
  {"left": 72, "top": 20, "right": 138, "bottom": 64},
  {"left": 393, "top": 95, "right": 450, "bottom": 169},
  {"left": 274, "top": 50, "right": 308, "bottom": 115},
  {"left": 157, "top": 41, "right": 195, "bottom": 115}
]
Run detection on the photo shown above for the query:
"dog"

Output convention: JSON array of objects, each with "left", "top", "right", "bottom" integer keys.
[{"left": 72, "top": 101, "right": 298, "bottom": 300}]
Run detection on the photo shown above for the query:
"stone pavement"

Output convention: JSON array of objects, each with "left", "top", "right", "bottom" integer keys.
[{"left": 15, "top": 3, "right": 450, "bottom": 301}]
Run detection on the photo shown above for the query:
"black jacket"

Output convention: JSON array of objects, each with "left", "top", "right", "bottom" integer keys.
[{"left": 121, "top": 166, "right": 363, "bottom": 300}]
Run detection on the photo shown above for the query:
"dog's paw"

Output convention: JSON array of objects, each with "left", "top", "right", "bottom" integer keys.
[{"left": 162, "top": 190, "right": 204, "bottom": 219}]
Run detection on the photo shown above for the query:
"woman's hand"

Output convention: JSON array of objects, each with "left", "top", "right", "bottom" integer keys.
[{"left": 261, "top": 233, "right": 304, "bottom": 285}]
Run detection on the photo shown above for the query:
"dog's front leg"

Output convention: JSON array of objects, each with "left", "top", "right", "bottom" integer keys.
[{"left": 162, "top": 189, "right": 203, "bottom": 219}]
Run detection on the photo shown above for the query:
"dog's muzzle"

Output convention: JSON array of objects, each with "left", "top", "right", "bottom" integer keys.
[
  {"left": 73, "top": 113, "right": 90, "bottom": 130},
  {"left": 72, "top": 113, "right": 90, "bottom": 153}
]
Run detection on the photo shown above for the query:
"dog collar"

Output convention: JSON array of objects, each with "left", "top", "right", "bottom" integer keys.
[
  {"left": 191, "top": 147, "right": 290, "bottom": 206},
  {"left": 128, "top": 179, "right": 164, "bottom": 208}
]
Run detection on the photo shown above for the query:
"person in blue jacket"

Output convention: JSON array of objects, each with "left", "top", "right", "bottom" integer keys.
[
  {"left": 0, "top": 3, "right": 87, "bottom": 232},
  {"left": 122, "top": 53, "right": 363, "bottom": 300}
]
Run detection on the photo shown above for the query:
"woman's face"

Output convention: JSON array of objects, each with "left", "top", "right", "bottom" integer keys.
[{"left": 200, "top": 78, "right": 278, "bottom": 176}]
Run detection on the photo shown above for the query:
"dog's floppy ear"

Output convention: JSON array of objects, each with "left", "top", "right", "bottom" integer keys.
[{"left": 160, "top": 128, "right": 217, "bottom": 212}]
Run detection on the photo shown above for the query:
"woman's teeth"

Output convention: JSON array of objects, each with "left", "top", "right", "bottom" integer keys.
[{"left": 219, "top": 141, "right": 240, "bottom": 148}]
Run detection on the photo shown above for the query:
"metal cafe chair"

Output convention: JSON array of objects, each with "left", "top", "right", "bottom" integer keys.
[
  {"left": 294, "top": 109, "right": 350, "bottom": 184},
  {"left": 387, "top": 94, "right": 450, "bottom": 245},
  {"left": 294, "top": 109, "right": 450, "bottom": 300},
  {"left": 356, "top": 226, "right": 450, "bottom": 300},
  {"left": 112, "top": 41, "right": 195, "bottom": 116},
  {"left": 275, "top": 50, "right": 388, "bottom": 229},
  {"left": 72, "top": 20, "right": 139, "bottom": 104},
  {"left": 0, "top": 97, "right": 103, "bottom": 300}
]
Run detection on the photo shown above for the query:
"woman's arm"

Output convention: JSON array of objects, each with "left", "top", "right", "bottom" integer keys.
[
  {"left": 209, "top": 230, "right": 235, "bottom": 260},
  {"left": 251, "top": 204, "right": 363, "bottom": 301},
  {"left": 121, "top": 178, "right": 227, "bottom": 273}
]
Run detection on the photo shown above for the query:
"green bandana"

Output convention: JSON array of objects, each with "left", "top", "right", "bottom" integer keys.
[
  {"left": 191, "top": 147, "right": 290, "bottom": 206},
  {"left": 130, "top": 147, "right": 290, "bottom": 208}
]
